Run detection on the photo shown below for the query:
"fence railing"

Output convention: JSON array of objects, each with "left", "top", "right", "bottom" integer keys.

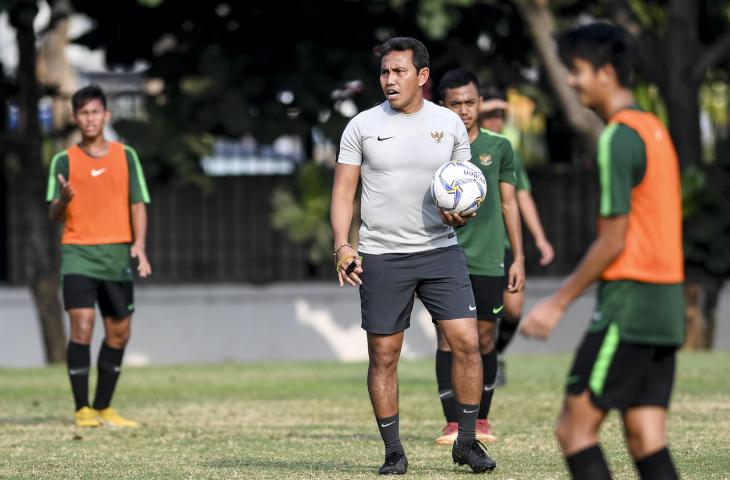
[{"left": 1, "top": 167, "right": 598, "bottom": 285}]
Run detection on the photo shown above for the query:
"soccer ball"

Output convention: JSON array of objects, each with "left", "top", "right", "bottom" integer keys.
[{"left": 431, "top": 161, "right": 487, "bottom": 216}]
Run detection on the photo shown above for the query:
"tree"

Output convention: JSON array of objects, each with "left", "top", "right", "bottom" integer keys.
[
  {"left": 605, "top": 0, "right": 730, "bottom": 169},
  {"left": 682, "top": 150, "right": 730, "bottom": 349},
  {"left": 5, "top": 0, "right": 66, "bottom": 363},
  {"left": 67, "top": 0, "right": 539, "bottom": 182},
  {"left": 513, "top": 0, "right": 603, "bottom": 152},
  {"left": 513, "top": 0, "right": 730, "bottom": 348}
]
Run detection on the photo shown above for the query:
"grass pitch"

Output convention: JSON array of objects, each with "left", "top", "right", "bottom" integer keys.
[{"left": 1, "top": 352, "right": 729, "bottom": 479}]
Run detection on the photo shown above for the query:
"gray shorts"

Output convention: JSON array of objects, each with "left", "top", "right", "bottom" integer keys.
[{"left": 359, "top": 245, "right": 476, "bottom": 334}]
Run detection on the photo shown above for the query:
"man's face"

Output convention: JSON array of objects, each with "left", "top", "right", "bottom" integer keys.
[
  {"left": 73, "top": 99, "right": 110, "bottom": 139},
  {"left": 566, "top": 57, "right": 604, "bottom": 109},
  {"left": 442, "top": 82, "right": 481, "bottom": 132},
  {"left": 380, "top": 49, "right": 428, "bottom": 113},
  {"left": 479, "top": 109, "right": 505, "bottom": 134}
]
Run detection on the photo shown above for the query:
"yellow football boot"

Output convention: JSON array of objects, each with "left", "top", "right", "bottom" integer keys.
[
  {"left": 95, "top": 407, "right": 139, "bottom": 428},
  {"left": 74, "top": 406, "right": 101, "bottom": 427}
]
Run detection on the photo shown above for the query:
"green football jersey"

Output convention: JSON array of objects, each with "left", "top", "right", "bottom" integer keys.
[
  {"left": 456, "top": 129, "right": 516, "bottom": 276},
  {"left": 46, "top": 144, "right": 150, "bottom": 282},
  {"left": 503, "top": 148, "right": 531, "bottom": 250},
  {"left": 591, "top": 107, "right": 684, "bottom": 346}
]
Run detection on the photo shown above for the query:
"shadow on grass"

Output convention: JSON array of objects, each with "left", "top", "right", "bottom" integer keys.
[
  {"left": 0, "top": 416, "right": 66, "bottom": 426},
  {"left": 207, "top": 456, "right": 480, "bottom": 476},
  {"left": 206, "top": 457, "right": 371, "bottom": 474}
]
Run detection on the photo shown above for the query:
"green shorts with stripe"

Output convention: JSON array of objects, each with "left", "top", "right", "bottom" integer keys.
[{"left": 566, "top": 323, "right": 677, "bottom": 412}]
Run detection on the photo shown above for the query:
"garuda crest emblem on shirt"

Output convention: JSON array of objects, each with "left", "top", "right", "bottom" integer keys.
[{"left": 479, "top": 153, "right": 493, "bottom": 166}]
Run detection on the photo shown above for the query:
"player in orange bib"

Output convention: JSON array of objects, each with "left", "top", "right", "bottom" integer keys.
[
  {"left": 521, "top": 24, "right": 683, "bottom": 479},
  {"left": 47, "top": 85, "right": 151, "bottom": 428}
]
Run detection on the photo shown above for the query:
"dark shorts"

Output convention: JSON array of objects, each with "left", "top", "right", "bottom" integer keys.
[
  {"left": 566, "top": 324, "right": 677, "bottom": 412},
  {"left": 62, "top": 274, "right": 135, "bottom": 319},
  {"left": 359, "top": 245, "right": 476, "bottom": 334},
  {"left": 470, "top": 275, "right": 505, "bottom": 321}
]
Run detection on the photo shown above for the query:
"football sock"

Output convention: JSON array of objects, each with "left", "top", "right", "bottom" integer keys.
[
  {"left": 376, "top": 414, "right": 404, "bottom": 455},
  {"left": 565, "top": 444, "right": 612, "bottom": 480},
  {"left": 67, "top": 341, "right": 90, "bottom": 411},
  {"left": 478, "top": 350, "right": 498, "bottom": 419},
  {"left": 456, "top": 402, "right": 479, "bottom": 443},
  {"left": 496, "top": 316, "right": 520, "bottom": 354},
  {"left": 92, "top": 342, "right": 124, "bottom": 410},
  {"left": 635, "top": 447, "right": 678, "bottom": 480},
  {"left": 435, "top": 349, "right": 457, "bottom": 422}
]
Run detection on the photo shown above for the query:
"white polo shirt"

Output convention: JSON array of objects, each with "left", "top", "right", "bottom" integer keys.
[{"left": 338, "top": 100, "right": 471, "bottom": 254}]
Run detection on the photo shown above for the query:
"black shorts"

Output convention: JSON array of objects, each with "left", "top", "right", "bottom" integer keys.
[
  {"left": 359, "top": 245, "right": 476, "bottom": 334},
  {"left": 470, "top": 275, "right": 505, "bottom": 321},
  {"left": 62, "top": 274, "right": 135, "bottom": 319},
  {"left": 566, "top": 325, "right": 677, "bottom": 412}
]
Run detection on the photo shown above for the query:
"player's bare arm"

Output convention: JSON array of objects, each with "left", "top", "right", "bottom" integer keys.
[
  {"left": 331, "top": 163, "right": 363, "bottom": 287},
  {"left": 516, "top": 189, "right": 554, "bottom": 266},
  {"left": 49, "top": 174, "right": 74, "bottom": 221},
  {"left": 500, "top": 182, "right": 524, "bottom": 292},
  {"left": 131, "top": 202, "right": 152, "bottom": 278},
  {"left": 521, "top": 215, "right": 628, "bottom": 339}
]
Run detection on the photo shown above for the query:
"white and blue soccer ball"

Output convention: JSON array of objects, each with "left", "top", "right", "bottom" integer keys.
[{"left": 431, "top": 161, "right": 487, "bottom": 216}]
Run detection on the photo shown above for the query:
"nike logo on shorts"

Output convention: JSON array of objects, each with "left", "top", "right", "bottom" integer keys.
[
  {"left": 377, "top": 136, "right": 394, "bottom": 141},
  {"left": 380, "top": 420, "right": 397, "bottom": 428},
  {"left": 91, "top": 167, "right": 107, "bottom": 177},
  {"left": 468, "top": 305, "right": 477, "bottom": 311},
  {"left": 492, "top": 305, "right": 504, "bottom": 314}
]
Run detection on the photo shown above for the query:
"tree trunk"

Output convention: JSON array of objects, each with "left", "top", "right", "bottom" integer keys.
[
  {"left": 512, "top": 0, "right": 603, "bottom": 162},
  {"left": 662, "top": 0, "right": 703, "bottom": 168},
  {"left": 683, "top": 273, "right": 725, "bottom": 350},
  {"left": 11, "top": 0, "right": 66, "bottom": 364},
  {"left": 664, "top": 79, "right": 703, "bottom": 168}
]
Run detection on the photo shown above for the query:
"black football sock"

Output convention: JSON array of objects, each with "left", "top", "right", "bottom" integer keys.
[
  {"left": 565, "top": 444, "right": 612, "bottom": 480},
  {"left": 376, "top": 414, "right": 404, "bottom": 455},
  {"left": 478, "top": 350, "right": 498, "bottom": 419},
  {"left": 436, "top": 349, "right": 457, "bottom": 422},
  {"left": 67, "top": 341, "right": 90, "bottom": 411},
  {"left": 92, "top": 342, "right": 124, "bottom": 410},
  {"left": 635, "top": 447, "right": 678, "bottom": 480},
  {"left": 456, "top": 402, "right": 479, "bottom": 443},
  {"left": 496, "top": 316, "right": 520, "bottom": 354}
]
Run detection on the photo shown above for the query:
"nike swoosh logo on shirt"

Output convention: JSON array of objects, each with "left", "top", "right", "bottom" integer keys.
[
  {"left": 377, "top": 136, "right": 394, "bottom": 141},
  {"left": 91, "top": 168, "right": 107, "bottom": 177},
  {"left": 492, "top": 305, "right": 504, "bottom": 314}
]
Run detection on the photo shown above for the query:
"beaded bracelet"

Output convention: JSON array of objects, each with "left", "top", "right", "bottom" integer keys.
[{"left": 333, "top": 243, "right": 352, "bottom": 256}]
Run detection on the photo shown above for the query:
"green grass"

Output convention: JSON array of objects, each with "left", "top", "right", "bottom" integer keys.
[{"left": 1, "top": 352, "right": 729, "bottom": 479}]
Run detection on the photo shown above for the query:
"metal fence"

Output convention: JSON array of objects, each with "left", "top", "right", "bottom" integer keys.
[{"left": 1, "top": 167, "right": 598, "bottom": 285}]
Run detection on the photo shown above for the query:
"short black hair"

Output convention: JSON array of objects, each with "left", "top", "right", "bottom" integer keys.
[
  {"left": 72, "top": 84, "right": 107, "bottom": 112},
  {"left": 438, "top": 68, "right": 480, "bottom": 99},
  {"left": 480, "top": 86, "right": 505, "bottom": 102},
  {"left": 381, "top": 37, "right": 430, "bottom": 72},
  {"left": 557, "top": 22, "right": 633, "bottom": 86}
]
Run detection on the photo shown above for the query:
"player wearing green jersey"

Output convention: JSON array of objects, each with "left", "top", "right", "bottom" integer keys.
[
  {"left": 522, "top": 24, "right": 683, "bottom": 480},
  {"left": 478, "top": 92, "right": 554, "bottom": 387},
  {"left": 47, "top": 85, "right": 151, "bottom": 428},
  {"left": 433, "top": 69, "right": 525, "bottom": 454}
]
